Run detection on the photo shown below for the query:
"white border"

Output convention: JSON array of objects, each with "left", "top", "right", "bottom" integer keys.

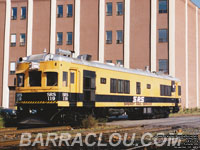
[
  {"left": 50, "top": 0, "right": 57, "bottom": 54},
  {"left": 124, "top": 0, "right": 130, "bottom": 68},
  {"left": 2, "top": 0, "right": 11, "bottom": 108},
  {"left": 27, "top": 0, "right": 33, "bottom": 56},
  {"left": 74, "top": 0, "right": 81, "bottom": 57},
  {"left": 151, "top": 0, "right": 157, "bottom": 72},
  {"left": 99, "top": 0, "right": 105, "bottom": 63}
]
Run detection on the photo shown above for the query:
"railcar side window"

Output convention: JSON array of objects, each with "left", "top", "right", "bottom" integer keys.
[
  {"left": 118, "top": 80, "right": 124, "bottom": 93},
  {"left": 160, "top": 85, "right": 164, "bottom": 96},
  {"left": 17, "top": 73, "right": 24, "bottom": 87},
  {"left": 160, "top": 85, "right": 172, "bottom": 96},
  {"left": 136, "top": 82, "right": 141, "bottom": 94},
  {"left": 124, "top": 80, "right": 130, "bottom": 94},
  {"left": 70, "top": 72, "right": 74, "bottom": 84},
  {"left": 63, "top": 72, "right": 68, "bottom": 87},
  {"left": 100, "top": 78, "right": 106, "bottom": 84},
  {"left": 147, "top": 84, "right": 151, "bottom": 89},
  {"left": 111, "top": 79, "right": 130, "bottom": 94},
  {"left": 110, "top": 79, "right": 117, "bottom": 93},
  {"left": 178, "top": 86, "right": 181, "bottom": 96},
  {"left": 29, "top": 71, "right": 41, "bottom": 86},
  {"left": 46, "top": 72, "right": 58, "bottom": 86}
]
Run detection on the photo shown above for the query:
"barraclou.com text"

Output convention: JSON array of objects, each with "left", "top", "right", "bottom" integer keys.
[{"left": 20, "top": 132, "right": 182, "bottom": 147}]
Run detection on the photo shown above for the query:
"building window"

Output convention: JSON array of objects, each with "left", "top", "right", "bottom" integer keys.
[
  {"left": 67, "top": 4, "right": 73, "bottom": 17},
  {"left": 11, "top": 7, "right": 17, "bottom": 20},
  {"left": 159, "top": 59, "right": 168, "bottom": 73},
  {"left": 116, "top": 60, "right": 123, "bottom": 65},
  {"left": 20, "top": 33, "right": 26, "bottom": 46},
  {"left": 159, "top": 29, "right": 168, "bottom": 42},
  {"left": 21, "top": 7, "right": 26, "bottom": 19},
  {"left": 57, "top": 32, "right": 63, "bottom": 45},
  {"left": 106, "top": 31, "right": 112, "bottom": 44},
  {"left": 116, "top": 30, "right": 123, "bottom": 44},
  {"left": 10, "top": 34, "right": 16, "bottom": 47},
  {"left": 106, "top": 2, "right": 112, "bottom": 16},
  {"left": 106, "top": 60, "right": 112, "bottom": 63},
  {"left": 159, "top": 0, "right": 167, "bottom": 13},
  {"left": 117, "top": 2, "right": 123, "bottom": 15},
  {"left": 10, "top": 62, "right": 16, "bottom": 74},
  {"left": 67, "top": 32, "right": 72, "bottom": 45},
  {"left": 57, "top": 5, "right": 63, "bottom": 18}
]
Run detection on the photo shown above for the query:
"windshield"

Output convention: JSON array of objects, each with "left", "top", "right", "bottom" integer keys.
[
  {"left": 29, "top": 71, "right": 41, "bottom": 86},
  {"left": 46, "top": 72, "right": 58, "bottom": 86}
]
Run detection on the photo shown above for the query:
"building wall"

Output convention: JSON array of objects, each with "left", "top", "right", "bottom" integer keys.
[
  {"left": 188, "top": 2, "right": 197, "bottom": 108},
  {"left": 56, "top": 0, "right": 74, "bottom": 51},
  {"left": 104, "top": 0, "right": 124, "bottom": 64},
  {"left": 130, "top": 0, "right": 151, "bottom": 70},
  {"left": 156, "top": 0, "right": 169, "bottom": 72},
  {"left": 80, "top": 0, "right": 99, "bottom": 60},
  {"left": 175, "top": 0, "right": 186, "bottom": 107},
  {"left": 32, "top": 0, "right": 51, "bottom": 54}
]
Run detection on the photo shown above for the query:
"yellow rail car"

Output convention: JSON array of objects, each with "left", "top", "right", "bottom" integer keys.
[{"left": 15, "top": 51, "right": 181, "bottom": 125}]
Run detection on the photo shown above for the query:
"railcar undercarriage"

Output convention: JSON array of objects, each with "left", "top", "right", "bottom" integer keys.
[{"left": 16, "top": 104, "right": 179, "bottom": 127}]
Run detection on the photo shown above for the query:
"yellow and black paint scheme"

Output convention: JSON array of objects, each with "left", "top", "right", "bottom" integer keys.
[{"left": 15, "top": 53, "right": 181, "bottom": 125}]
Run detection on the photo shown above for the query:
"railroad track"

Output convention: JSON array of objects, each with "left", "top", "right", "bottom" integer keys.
[{"left": 0, "top": 125, "right": 175, "bottom": 149}]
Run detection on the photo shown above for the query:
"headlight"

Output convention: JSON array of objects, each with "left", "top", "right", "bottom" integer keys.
[{"left": 12, "top": 110, "right": 16, "bottom": 115}]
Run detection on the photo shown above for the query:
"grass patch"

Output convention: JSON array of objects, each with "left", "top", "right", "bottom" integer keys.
[
  {"left": 0, "top": 116, "right": 5, "bottom": 128},
  {"left": 82, "top": 115, "right": 98, "bottom": 128},
  {"left": 170, "top": 107, "right": 200, "bottom": 117}
]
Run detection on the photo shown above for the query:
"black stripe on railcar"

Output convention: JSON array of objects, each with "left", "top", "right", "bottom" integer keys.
[{"left": 16, "top": 92, "right": 178, "bottom": 104}]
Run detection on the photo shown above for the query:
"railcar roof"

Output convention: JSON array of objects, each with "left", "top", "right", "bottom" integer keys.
[{"left": 19, "top": 53, "right": 180, "bottom": 82}]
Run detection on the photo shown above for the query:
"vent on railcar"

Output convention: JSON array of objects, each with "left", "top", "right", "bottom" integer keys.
[{"left": 77, "top": 54, "right": 92, "bottom": 61}]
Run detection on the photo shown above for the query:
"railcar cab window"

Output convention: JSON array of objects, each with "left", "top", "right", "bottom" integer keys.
[
  {"left": 17, "top": 74, "right": 24, "bottom": 87},
  {"left": 46, "top": 72, "right": 58, "bottom": 86},
  {"left": 29, "top": 71, "right": 41, "bottom": 87}
]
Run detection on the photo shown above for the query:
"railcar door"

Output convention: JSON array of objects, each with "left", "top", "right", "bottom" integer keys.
[
  {"left": 83, "top": 70, "right": 96, "bottom": 101},
  {"left": 69, "top": 69, "right": 79, "bottom": 101}
]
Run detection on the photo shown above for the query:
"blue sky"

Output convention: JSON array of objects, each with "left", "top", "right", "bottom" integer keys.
[{"left": 191, "top": 0, "right": 200, "bottom": 8}]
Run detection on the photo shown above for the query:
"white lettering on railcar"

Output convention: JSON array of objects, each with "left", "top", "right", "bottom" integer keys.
[
  {"left": 62, "top": 93, "right": 69, "bottom": 101},
  {"left": 133, "top": 96, "right": 145, "bottom": 103},
  {"left": 47, "top": 92, "right": 56, "bottom": 101}
]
